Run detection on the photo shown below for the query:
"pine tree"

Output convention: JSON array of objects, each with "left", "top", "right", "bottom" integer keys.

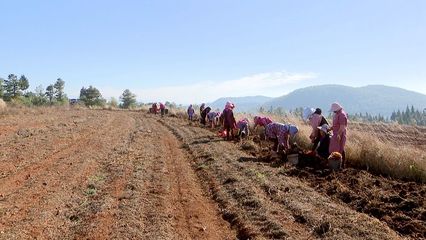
[
  {"left": 19, "top": 75, "right": 29, "bottom": 92},
  {"left": 391, "top": 111, "right": 396, "bottom": 121},
  {"left": 53, "top": 78, "right": 66, "bottom": 103},
  {"left": 119, "top": 89, "right": 137, "bottom": 109},
  {"left": 79, "top": 86, "right": 105, "bottom": 107},
  {"left": 31, "top": 85, "right": 48, "bottom": 106},
  {"left": 46, "top": 85, "right": 55, "bottom": 104},
  {"left": 3, "top": 74, "right": 30, "bottom": 100}
]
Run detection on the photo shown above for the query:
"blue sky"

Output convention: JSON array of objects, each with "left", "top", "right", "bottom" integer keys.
[{"left": 1, "top": 0, "right": 425, "bottom": 103}]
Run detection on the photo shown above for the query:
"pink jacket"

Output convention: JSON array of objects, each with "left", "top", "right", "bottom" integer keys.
[
  {"left": 309, "top": 113, "right": 322, "bottom": 139},
  {"left": 254, "top": 116, "right": 273, "bottom": 128},
  {"left": 265, "top": 123, "right": 290, "bottom": 150}
]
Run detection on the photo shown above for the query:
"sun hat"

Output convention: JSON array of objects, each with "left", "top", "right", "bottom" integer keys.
[
  {"left": 317, "top": 124, "right": 330, "bottom": 134},
  {"left": 288, "top": 124, "right": 299, "bottom": 136},
  {"left": 330, "top": 102, "right": 343, "bottom": 112},
  {"left": 225, "top": 101, "right": 234, "bottom": 109},
  {"left": 302, "top": 107, "right": 315, "bottom": 121}
]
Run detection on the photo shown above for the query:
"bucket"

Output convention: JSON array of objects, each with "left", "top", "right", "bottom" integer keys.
[
  {"left": 328, "top": 158, "right": 342, "bottom": 170},
  {"left": 287, "top": 154, "right": 299, "bottom": 165},
  {"left": 328, "top": 152, "right": 342, "bottom": 170}
]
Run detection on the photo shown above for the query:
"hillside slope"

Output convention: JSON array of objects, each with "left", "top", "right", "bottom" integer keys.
[{"left": 264, "top": 85, "right": 426, "bottom": 116}]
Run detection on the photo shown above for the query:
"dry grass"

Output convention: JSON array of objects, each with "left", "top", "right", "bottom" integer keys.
[
  {"left": 346, "top": 131, "right": 426, "bottom": 182},
  {"left": 233, "top": 113, "right": 426, "bottom": 182},
  {"left": 0, "top": 99, "right": 7, "bottom": 111}
]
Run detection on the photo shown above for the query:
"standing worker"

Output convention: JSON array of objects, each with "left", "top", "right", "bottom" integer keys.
[
  {"left": 200, "top": 103, "right": 205, "bottom": 116},
  {"left": 187, "top": 104, "right": 195, "bottom": 121},
  {"left": 160, "top": 102, "right": 166, "bottom": 117},
  {"left": 222, "top": 102, "right": 236, "bottom": 140},
  {"left": 329, "top": 102, "right": 348, "bottom": 167}
]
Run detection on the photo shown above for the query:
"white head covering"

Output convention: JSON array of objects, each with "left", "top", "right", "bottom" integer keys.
[
  {"left": 317, "top": 124, "right": 330, "bottom": 134},
  {"left": 303, "top": 107, "right": 315, "bottom": 121},
  {"left": 225, "top": 101, "right": 235, "bottom": 109},
  {"left": 330, "top": 102, "right": 343, "bottom": 112}
]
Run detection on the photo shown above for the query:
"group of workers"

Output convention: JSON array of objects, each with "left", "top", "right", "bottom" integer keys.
[
  {"left": 303, "top": 102, "right": 348, "bottom": 166},
  {"left": 187, "top": 101, "right": 349, "bottom": 167},
  {"left": 150, "top": 102, "right": 167, "bottom": 117}
]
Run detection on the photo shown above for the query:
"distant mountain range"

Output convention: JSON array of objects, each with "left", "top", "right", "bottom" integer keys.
[
  {"left": 209, "top": 85, "right": 426, "bottom": 116},
  {"left": 209, "top": 96, "right": 272, "bottom": 113}
]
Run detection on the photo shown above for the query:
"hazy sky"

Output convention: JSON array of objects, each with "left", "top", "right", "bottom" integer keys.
[{"left": 1, "top": 0, "right": 425, "bottom": 104}]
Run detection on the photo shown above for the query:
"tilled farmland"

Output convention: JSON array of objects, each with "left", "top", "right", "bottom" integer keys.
[{"left": 0, "top": 108, "right": 424, "bottom": 239}]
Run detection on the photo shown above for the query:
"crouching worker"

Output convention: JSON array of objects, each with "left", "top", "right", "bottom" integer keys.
[
  {"left": 315, "top": 124, "right": 331, "bottom": 159},
  {"left": 200, "top": 106, "right": 211, "bottom": 125},
  {"left": 253, "top": 116, "right": 273, "bottom": 131},
  {"left": 207, "top": 111, "right": 220, "bottom": 129},
  {"left": 304, "top": 107, "right": 329, "bottom": 151},
  {"left": 236, "top": 118, "right": 250, "bottom": 139},
  {"left": 152, "top": 103, "right": 159, "bottom": 114},
  {"left": 265, "top": 122, "right": 299, "bottom": 153}
]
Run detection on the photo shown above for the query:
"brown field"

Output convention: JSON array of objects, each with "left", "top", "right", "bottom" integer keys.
[
  {"left": 0, "top": 108, "right": 425, "bottom": 239},
  {"left": 350, "top": 122, "right": 426, "bottom": 151}
]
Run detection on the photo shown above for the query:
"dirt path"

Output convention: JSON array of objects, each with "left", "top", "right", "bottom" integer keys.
[{"left": 0, "top": 109, "right": 234, "bottom": 239}]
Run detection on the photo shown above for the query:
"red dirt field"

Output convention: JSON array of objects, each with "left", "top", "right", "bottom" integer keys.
[
  {"left": 0, "top": 108, "right": 424, "bottom": 239},
  {"left": 0, "top": 109, "right": 234, "bottom": 240}
]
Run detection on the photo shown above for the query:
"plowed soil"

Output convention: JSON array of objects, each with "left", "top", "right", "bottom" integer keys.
[
  {"left": 0, "top": 108, "right": 423, "bottom": 239},
  {"left": 0, "top": 108, "right": 234, "bottom": 240}
]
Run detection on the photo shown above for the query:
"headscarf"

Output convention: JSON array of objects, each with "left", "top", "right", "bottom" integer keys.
[
  {"left": 315, "top": 108, "right": 322, "bottom": 115},
  {"left": 254, "top": 116, "right": 260, "bottom": 123},
  {"left": 303, "top": 107, "right": 315, "bottom": 121},
  {"left": 288, "top": 124, "right": 299, "bottom": 136},
  {"left": 330, "top": 102, "right": 343, "bottom": 112},
  {"left": 225, "top": 101, "right": 235, "bottom": 110}
]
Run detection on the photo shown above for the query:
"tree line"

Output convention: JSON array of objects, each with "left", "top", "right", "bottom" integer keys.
[
  {"left": 350, "top": 106, "right": 426, "bottom": 126},
  {"left": 0, "top": 74, "right": 139, "bottom": 109},
  {"left": 0, "top": 74, "right": 67, "bottom": 106},
  {"left": 259, "top": 105, "right": 426, "bottom": 126},
  {"left": 390, "top": 106, "right": 426, "bottom": 126}
]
